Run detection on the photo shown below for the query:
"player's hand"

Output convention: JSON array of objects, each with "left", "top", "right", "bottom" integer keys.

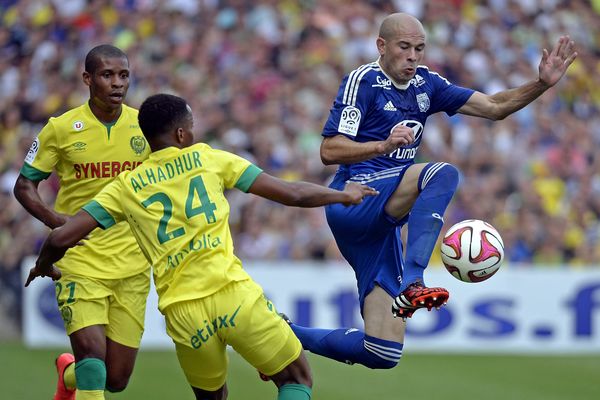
[
  {"left": 538, "top": 35, "right": 577, "bottom": 87},
  {"left": 342, "top": 182, "right": 379, "bottom": 206},
  {"left": 375, "top": 124, "right": 415, "bottom": 156},
  {"left": 24, "top": 264, "right": 62, "bottom": 287}
]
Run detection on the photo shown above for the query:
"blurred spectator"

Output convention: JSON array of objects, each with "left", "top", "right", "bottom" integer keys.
[{"left": 1, "top": 0, "right": 599, "bottom": 334}]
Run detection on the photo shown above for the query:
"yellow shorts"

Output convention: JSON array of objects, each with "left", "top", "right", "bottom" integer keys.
[
  {"left": 55, "top": 270, "right": 150, "bottom": 348},
  {"left": 164, "top": 279, "right": 302, "bottom": 391}
]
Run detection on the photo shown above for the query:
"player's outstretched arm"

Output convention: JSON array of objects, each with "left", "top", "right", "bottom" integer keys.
[
  {"left": 457, "top": 35, "right": 577, "bottom": 121},
  {"left": 247, "top": 172, "right": 378, "bottom": 207},
  {"left": 14, "top": 175, "right": 69, "bottom": 229},
  {"left": 25, "top": 211, "right": 99, "bottom": 287}
]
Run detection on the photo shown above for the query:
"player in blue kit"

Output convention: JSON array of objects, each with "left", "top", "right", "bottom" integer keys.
[{"left": 287, "top": 13, "right": 577, "bottom": 369}]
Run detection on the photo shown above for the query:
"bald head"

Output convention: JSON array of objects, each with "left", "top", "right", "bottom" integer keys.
[
  {"left": 378, "top": 13, "right": 425, "bottom": 41},
  {"left": 376, "top": 13, "right": 426, "bottom": 85}
]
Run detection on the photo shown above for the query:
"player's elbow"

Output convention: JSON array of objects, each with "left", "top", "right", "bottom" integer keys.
[
  {"left": 283, "top": 189, "right": 307, "bottom": 207},
  {"left": 47, "top": 231, "right": 67, "bottom": 249},
  {"left": 280, "top": 184, "right": 321, "bottom": 207},
  {"left": 476, "top": 107, "right": 505, "bottom": 121},
  {"left": 13, "top": 175, "right": 28, "bottom": 203},
  {"left": 320, "top": 152, "right": 336, "bottom": 165},
  {"left": 320, "top": 139, "right": 337, "bottom": 165},
  {"left": 490, "top": 113, "right": 507, "bottom": 121},
  {"left": 320, "top": 146, "right": 339, "bottom": 165},
  {"left": 486, "top": 101, "right": 510, "bottom": 121},
  {"left": 13, "top": 185, "right": 22, "bottom": 203}
]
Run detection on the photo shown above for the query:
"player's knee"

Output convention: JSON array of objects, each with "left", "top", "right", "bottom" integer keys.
[
  {"left": 271, "top": 353, "right": 313, "bottom": 388},
  {"left": 422, "top": 162, "right": 459, "bottom": 193},
  {"left": 105, "top": 365, "right": 132, "bottom": 392},
  {"left": 360, "top": 337, "right": 403, "bottom": 369},
  {"left": 362, "top": 353, "right": 401, "bottom": 369},
  {"left": 105, "top": 380, "right": 128, "bottom": 393},
  {"left": 435, "top": 163, "right": 459, "bottom": 190},
  {"left": 295, "top": 368, "right": 313, "bottom": 388},
  {"left": 74, "top": 358, "right": 106, "bottom": 391},
  {"left": 288, "top": 365, "right": 312, "bottom": 388},
  {"left": 192, "top": 384, "right": 228, "bottom": 400}
]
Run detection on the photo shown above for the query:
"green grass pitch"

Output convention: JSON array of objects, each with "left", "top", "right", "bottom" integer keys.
[{"left": 1, "top": 342, "right": 598, "bottom": 399}]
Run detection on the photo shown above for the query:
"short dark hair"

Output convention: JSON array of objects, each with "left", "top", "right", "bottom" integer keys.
[
  {"left": 84, "top": 44, "right": 128, "bottom": 73},
  {"left": 138, "top": 93, "right": 190, "bottom": 139}
]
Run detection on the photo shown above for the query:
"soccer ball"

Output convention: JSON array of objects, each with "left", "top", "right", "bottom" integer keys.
[{"left": 440, "top": 219, "right": 504, "bottom": 283}]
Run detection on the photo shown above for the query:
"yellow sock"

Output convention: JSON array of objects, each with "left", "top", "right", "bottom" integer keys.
[
  {"left": 63, "top": 363, "right": 76, "bottom": 390},
  {"left": 76, "top": 389, "right": 105, "bottom": 399}
]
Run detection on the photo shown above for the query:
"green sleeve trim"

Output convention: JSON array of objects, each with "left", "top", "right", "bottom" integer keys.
[
  {"left": 20, "top": 163, "right": 51, "bottom": 181},
  {"left": 82, "top": 200, "right": 116, "bottom": 229},
  {"left": 235, "top": 164, "right": 263, "bottom": 192}
]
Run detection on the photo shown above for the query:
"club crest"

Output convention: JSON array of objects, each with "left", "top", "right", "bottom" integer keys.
[
  {"left": 130, "top": 136, "right": 147, "bottom": 155},
  {"left": 61, "top": 306, "right": 73, "bottom": 326},
  {"left": 416, "top": 93, "right": 430, "bottom": 113}
]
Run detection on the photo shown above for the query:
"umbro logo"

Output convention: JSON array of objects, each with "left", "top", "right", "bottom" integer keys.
[{"left": 383, "top": 101, "right": 397, "bottom": 111}]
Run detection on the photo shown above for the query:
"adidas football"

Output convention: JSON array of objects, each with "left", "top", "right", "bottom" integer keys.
[{"left": 440, "top": 219, "right": 504, "bottom": 283}]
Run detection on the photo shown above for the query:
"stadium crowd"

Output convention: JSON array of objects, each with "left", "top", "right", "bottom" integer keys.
[{"left": 0, "top": 0, "right": 599, "bottom": 334}]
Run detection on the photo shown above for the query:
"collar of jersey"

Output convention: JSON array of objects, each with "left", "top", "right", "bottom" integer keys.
[
  {"left": 83, "top": 101, "right": 125, "bottom": 125},
  {"left": 148, "top": 146, "right": 181, "bottom": 160},
  {"left": 377, "top": 58, "right": 410, "bottom": 90}
]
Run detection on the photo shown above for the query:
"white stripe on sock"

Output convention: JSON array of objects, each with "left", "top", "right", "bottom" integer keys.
[
  {"left": 364, "top": 341, "right": 403, "bottom": 362},
  {"left": 421, "top": 162, "right": 448, "bottom": 190}
]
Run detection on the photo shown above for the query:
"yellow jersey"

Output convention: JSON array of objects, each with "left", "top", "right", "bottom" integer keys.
[
  {"left": 21, "top": 102, "right": 150, "bottom": 278},
  {"left": 82, "top": 143, "right": 263, "bottom": 312}
]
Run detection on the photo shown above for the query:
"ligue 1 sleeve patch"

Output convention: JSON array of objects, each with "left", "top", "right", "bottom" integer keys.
[
  {"left": 24, "top": 137, "right": 40, "bottom": 164},
  {"left": 338, "top": 106, "right": 361, "bottom": 137}
]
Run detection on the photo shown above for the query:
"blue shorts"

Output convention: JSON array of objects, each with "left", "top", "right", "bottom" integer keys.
[{"left": 325, "top": 167, "right": 410, "bottom": 312}]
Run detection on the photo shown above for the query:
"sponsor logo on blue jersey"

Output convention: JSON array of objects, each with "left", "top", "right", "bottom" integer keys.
[
  {"left": 324, "top": 63, "right": 473, "bottom": 173},
  {"left": 410, "top": 74, "right": 426, "bottom": 87},
  {"left": 371, "top": 75, "right": 392, "bottom": 90},
  {"left": 386, "top": 120, "right": 424, "bottom": 160}
]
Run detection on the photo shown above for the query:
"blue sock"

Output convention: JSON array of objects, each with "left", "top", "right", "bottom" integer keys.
[
  {"left": 401, "top": 162, "right": 459, "bottom": 291},
  {"left": 290, "top": 324, "right": 402, "bottom": 369}
]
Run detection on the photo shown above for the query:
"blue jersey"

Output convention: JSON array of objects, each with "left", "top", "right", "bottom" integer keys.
[{"left": 322, "top": 61, "right": 474, "bottom": 176}]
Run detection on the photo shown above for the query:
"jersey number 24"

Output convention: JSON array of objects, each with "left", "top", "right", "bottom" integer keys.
[{"left": 142, "top": 175, "right": 217, "bottom": 244}]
